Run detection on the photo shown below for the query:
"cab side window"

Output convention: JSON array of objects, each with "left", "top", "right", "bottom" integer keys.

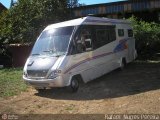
[{"left": 74, "top": 26, "right": 92, "bottom": 53}]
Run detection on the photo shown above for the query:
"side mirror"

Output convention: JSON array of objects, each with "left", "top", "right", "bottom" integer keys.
[{"left": 85, "top": 39, "right": 92, "bottom": 51}]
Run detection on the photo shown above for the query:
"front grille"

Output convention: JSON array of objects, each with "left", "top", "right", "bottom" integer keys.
[{"left": 27, "top": 70, "right": 48, "bottom": 78}]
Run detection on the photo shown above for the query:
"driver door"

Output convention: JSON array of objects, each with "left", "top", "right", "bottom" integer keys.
[{"left": 70, "top": 25, "right": 94, "bottom": 82}]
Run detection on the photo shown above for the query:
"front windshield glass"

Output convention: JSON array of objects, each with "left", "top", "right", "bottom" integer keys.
[{"left": 31, "top": 26, "right": 74, "bottom": 56}]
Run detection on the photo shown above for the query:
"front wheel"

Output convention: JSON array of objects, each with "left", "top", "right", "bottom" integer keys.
[
  {"left": 68, "top": 78, "right": 79, "bottom": 93},
  {"left": 36, "top": 88, "right": 46, "bottom": 94}
]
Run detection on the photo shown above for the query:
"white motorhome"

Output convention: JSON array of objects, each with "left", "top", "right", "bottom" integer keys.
[{"left": 23, "top": 16, "right": 137, "bottom": 92}]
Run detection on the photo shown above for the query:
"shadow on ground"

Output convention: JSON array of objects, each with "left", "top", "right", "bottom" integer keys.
[{"left": 35, "top": 61, "right": 160, "bottom": 100}]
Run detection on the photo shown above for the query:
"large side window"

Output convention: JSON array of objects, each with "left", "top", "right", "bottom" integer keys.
[
  {"left": 109, "top": 27, "right": 116, "bottom": 42},
  {"left": 95, "top": 25, "right": 116, "bottom": 48},
  {"left": 118, "top": 29, "right": 124, "bottom": 37},
  {"left": 128, "top": 29, "right": 133, "bottom": 37},
  {"left": 96, "top": 29, "right": 107, "bottom": 48}
]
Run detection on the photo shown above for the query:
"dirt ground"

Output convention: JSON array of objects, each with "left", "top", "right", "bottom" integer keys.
[{"left": 0, "top": 61, "right": 160, "bottom": 118}]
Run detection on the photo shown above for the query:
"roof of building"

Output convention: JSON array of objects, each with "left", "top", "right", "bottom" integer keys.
[
  {"left": 74, "top": 0, "right": 128, "bottom": 9},
  {"left": 0, "top": 2, "right": 7, "bottom": 12},
  {"left": 73, "top": 0, "right": 160, "bottom": 17},
  {"left": 74, "top": 0, "right": 159, "bottom": 9}
]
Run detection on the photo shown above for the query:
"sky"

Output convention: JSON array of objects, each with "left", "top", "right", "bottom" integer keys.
[
  {"left": 0, "top": 0, "right": 125, "bottom": 9},
  {"left": 79, "top": 0, "right": 125, "bottom": 5}
]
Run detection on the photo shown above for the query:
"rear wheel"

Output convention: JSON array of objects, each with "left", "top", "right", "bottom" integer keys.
[
  {"left": 120, "top": 58, "right": 126, "bottom": 70},
  {"left": 68, "top": 77, "right": 79, "bottom": 93}
]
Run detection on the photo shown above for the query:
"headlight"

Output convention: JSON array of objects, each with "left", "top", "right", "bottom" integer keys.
[
  {"left": 23, "top": 58, "right": 29, "bottom": 78},
  {"left": 23, "top": 71, "right": 28, "bottom": 78},
  {"left": 48, "top": 70, "right": 61, "bottom": 79},
  {"left": 54, "top": 70, "right": 61, "bottom": 74}
]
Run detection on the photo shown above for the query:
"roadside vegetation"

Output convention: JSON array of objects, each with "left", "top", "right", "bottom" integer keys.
[
  {"left": 0, "top": 68, "right": 27, "bottom": 98},
  {"left": 128, "top": 16, "right": 160, "bottom": 60}
]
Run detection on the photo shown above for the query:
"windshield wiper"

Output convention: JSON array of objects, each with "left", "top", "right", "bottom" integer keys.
[
  {"left": 31, "top": 53, "right": 40, "bottom": 56},
  {"left": 42, "top": 50, "right": 50, "bottom": 52},
  {"left": 55, "top": 52, "right": 66, "bottom": 57},
  {"left": 42, "top": 50, "right": 54, "bottom": 53},
  {"left": 41, "top": 50, "right": 65, "bottom": 57}
]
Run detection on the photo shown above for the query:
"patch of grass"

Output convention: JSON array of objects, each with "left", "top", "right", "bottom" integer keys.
[
  {"left": 0, "top": 68, "right": 28, "bottom": 98},
  {"left": 65, "top": 104, "right": 75, "bottom": 111}
]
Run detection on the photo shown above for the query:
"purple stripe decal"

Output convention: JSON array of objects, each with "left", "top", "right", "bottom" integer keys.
[
  {"left": 64, "top": 38, "right": 130, "bottom": 74},
  {"left": 64, "top": 52, "right": 113, "bottom": 74}
]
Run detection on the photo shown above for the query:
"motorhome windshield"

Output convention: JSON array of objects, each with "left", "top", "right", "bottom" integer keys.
[{"left": 31, "top": 26, "right": 74, "bottom": 57}]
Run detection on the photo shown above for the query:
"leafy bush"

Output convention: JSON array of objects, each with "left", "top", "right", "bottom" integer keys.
[{"left": 128, "top": 16, "right": 160, "bottom": 60}]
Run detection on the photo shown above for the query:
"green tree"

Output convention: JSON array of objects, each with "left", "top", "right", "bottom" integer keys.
[
  {"left": 0, "top": 0, "right": 69, "bottom": 44},
  {"left": 128, "top": 16, "right": 160, "bottom": 59},
  {"left": 67, "top": 0, "right": 82, "bottom": 8}
]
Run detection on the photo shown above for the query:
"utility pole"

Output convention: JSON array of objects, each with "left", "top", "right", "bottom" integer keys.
[
  {"left": 10, "top": 0, "right": 14, "bottom": 8},
  {"left": 10, "top": 0, "right": 17, "bottom": 8}
]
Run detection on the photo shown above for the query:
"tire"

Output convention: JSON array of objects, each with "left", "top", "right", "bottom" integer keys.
[
  {"left": 68, "top": 77, "right": 79, "bottom": 93},
  {"left": 120, "top": 58, "right": 126, "bottom": 70},
  {"left": 36, "top": 89, "right": 46, "bottom": 94}
]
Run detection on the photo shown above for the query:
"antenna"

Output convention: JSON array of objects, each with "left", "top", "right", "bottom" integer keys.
[
  {"left": 10, "top": 0, "right": 13, "bottom": 8},
  {"left": 87, "top": 14, "right": 95, "bottom": 17}
]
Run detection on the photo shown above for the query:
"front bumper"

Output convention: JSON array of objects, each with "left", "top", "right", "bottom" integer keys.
[{"left": 23, "top": 76, "right": 67, "bottom": 89}]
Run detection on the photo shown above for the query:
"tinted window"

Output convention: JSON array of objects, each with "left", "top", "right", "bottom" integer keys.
[
  {"left": 96, "top": 29, "right": 106, "bottom": 47},
  {"left": 95, "top": 25, "right": 116, "bottom": 48},
  {"left": 109, "top": 27, "right": 116, "bottom": 41},
  {"left": 128, "top": 29, "right": 133, "bottom": 37},
  {"left": 118, "top": 29, "right": 124, "bottom": 37}
]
